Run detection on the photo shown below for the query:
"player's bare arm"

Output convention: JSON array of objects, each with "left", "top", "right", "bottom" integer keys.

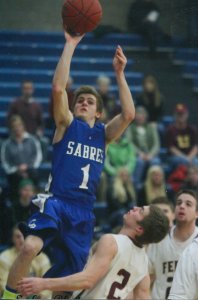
[
  {"left": 126, "top": 272, "right": 150, "bottom": 299},
  {"left": 105, "top": 46, "right": 135, "bottom": 146},
  {"left": 53, "top": 29, "right": 84, "bottom": 144},
  {"left": 17, "top": 234, "right": 117, "bottom": 297}
]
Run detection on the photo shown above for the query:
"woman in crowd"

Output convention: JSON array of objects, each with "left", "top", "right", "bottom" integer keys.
[
  {"left": 107, "top": 167, "right": 136, "bottom": 228},
  {"left": 137, "top": 165, "right": 174, "bottom": 206},
  {"left": 0, "top": 224, "right": 52, "bottom": 299}
]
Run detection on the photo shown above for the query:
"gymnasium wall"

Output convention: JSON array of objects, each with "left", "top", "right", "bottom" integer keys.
[{"left": 0, "top": 0, "right": 186, "bottom": 35}]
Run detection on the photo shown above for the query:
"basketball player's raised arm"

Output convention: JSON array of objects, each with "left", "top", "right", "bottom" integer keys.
[
  {"left": 52, "top": 30, "right": 83, "bottom": 143},
  {"left": 16, "top": 235, "right": 117, "bottom": 297},
  {"left": 125, "top": 272, "right": 150, "bottom": 299},
  {"left": 105, "top": 46, "right": 135, "bottom": 145}
]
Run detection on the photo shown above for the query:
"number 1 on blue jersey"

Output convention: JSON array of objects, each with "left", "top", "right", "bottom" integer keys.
[{"left": 79, "top": 164, "right": 90, "bottom": 189}]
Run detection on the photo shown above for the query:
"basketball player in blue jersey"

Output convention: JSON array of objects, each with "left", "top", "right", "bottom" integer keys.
[{"left": 3, "top": 29, "right": 135, "bottom": 300}]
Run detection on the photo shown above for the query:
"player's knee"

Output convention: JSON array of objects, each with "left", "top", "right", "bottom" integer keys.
[{"left": 20, "top": 239, "right": 42, "bottom": 260}]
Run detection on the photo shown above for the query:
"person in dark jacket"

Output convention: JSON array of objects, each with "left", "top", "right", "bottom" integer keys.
[
  {"left": 128, "top": 0, "right": 171, "bottom": 56},
  {"left": 136, "top": 75, "right": 165, "bottom": 123}
]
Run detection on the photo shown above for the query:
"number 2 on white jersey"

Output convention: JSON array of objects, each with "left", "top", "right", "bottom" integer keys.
[{"left": 79, "top": 164, "right": 90, "bottom": 189}]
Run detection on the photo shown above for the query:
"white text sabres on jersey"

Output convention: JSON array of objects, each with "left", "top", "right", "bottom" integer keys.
[{"left": 66, "top": 141, "right": 104, "bottom": 164}]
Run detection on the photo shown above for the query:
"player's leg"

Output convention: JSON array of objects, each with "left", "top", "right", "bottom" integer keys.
[{"left": 3, "top": 235, "right": 43, "bottom": 299}]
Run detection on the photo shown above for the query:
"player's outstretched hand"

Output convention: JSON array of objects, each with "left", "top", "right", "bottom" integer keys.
[
  {"left": 17, "top": 277, "right": 45, "bottom": 297},
  {"left": 63, "top": 23, "right": 84, "bottom": 46},
  {"left": 113, "top": 45, "right": 127, "bottom": 74}
]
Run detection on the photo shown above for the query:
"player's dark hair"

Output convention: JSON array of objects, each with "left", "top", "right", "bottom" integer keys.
[
  {"left": 176, "top": 189, "right": 198, "bottom": 211},
  {"left": 136, "top": 205, "right": 169, "bottom": 245},
  {"left": 151, "top": 197, "right": 175, "bottom": 213},
  {"left": 72, "top": 85, "right": 103, "bottom": 114}
]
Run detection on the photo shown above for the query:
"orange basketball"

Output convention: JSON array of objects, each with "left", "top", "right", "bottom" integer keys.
[{"left": 62, "top": 0, "right": 102, "bottom": 35}]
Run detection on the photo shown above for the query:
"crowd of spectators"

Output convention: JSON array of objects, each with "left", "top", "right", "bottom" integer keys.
[{"left": 1, "top": 71, "right": 198, "bottom": 291}]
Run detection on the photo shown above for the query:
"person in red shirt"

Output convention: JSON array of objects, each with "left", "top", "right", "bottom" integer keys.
[{"left": 165, "top": 104, "right": 198, "bottom": 171}]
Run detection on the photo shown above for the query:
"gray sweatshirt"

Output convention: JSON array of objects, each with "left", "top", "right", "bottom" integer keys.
[{"left": 1, "top": 132, "right": 42, "bottom": 175}]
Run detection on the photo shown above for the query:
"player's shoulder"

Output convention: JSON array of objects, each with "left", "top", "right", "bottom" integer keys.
[
  {"left": 184, "top": 237, "right": 198, "bottom": 256},
  {"left": 96, "top": 234, "right": 118, "bottom": 256},
  {"left": 98, "top": 234, "right": 117, "bottom": 246}
]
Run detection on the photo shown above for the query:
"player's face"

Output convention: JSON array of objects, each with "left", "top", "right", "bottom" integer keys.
[
  {"left": 175, "top": 193, "right": 198, "bottom": 223},
  {"left": 13, "top": 229, "right": 24, "bottom": 251},
  {"left": 154, "top": 204, "right": 175, "bottom": 226},
  {"left": 124, "top": 206, "right": 150, "bottom": 229},
  {"left": 73, "top": 93, "right": 101, "bottom": 121}
]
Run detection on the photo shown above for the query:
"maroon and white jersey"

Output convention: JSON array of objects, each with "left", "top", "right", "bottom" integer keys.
[
  {"left": 72, "top": 234, "right": 148, "bottom": 299},
  {"left": 147, "top": 226, "right": 198, "bottom": 299}
]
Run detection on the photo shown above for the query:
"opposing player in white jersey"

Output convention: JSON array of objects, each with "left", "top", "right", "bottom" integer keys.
[
  {"left": 168, "top": 237, "right": 198, "bottom": 299},
  {"left": 17, "top": 205, "right": 169, "bottom": 299},
  {"left": 147, "top": 189, "right": 198, "bottom": 299}
]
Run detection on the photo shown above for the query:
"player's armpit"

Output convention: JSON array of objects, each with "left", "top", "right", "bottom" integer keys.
[{"left": 132, "top": 272, "right": 151, "bottom": 299}]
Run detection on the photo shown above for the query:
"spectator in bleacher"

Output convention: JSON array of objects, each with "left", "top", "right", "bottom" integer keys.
[
  {"left": 127, "top": 0, "right": 172, "bottom": 57},
  {"left": 106, "top": 167, "right": 136, "bottom": 228},
  {"left": 1, "top": 115, "right": 42, "bottom": 202},
  {"left": 0, "top": 224, "right": 52, "bottom": 299},
  {"left": 137, "top": 165, "right": 174, "bottom": 206},
  {"left": 165, "top": 104, "right": 198, "bottom": 171},
  {"left": 127, "top": 106, "right": 161, "bottom": 189},
  {"left": 96, "top": 75, "right": 119, "bottom": 121},
  {"left": 180, "top": 165, "right": 198, "bottom": 193},
  {"left": 185, "top": 0, "right": 198, "bottom": 48},
  {"left": 136, "top": 75, "right": 165, "bottom": 123},
  {"left": 12, "top": 179, "right": 35, "bottom": 225},
  {"left": 48, "top": 75, "right": 75, "bottom": 127},
  {"left": 104, "top": 133, "right": 136, "bottom": 178},
  {"left": 6, "top": 80, "right": 49, "bottom": 162}
]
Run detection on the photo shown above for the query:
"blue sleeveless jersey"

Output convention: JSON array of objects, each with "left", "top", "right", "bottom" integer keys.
[{"left": 46, "top": 118, "right": 106, "bottom": 207}]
